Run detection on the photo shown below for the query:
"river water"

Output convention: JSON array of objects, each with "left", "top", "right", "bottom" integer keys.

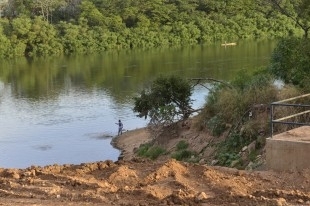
[{"left": 0, "top": 40, "right": 276, "bottom": 168}]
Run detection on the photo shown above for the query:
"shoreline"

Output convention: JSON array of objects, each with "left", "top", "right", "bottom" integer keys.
[{"left": 110, "top": 127, "right": 152, "bottom": 161}]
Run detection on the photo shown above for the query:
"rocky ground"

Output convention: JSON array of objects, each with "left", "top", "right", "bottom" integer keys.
[{"left": 0, "top": 125, "right": 309, "bottom": 205}]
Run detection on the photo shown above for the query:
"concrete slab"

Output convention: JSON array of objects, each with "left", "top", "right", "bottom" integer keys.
[{"left": 266, "top": 126, "right": 310, "bottom": 171}]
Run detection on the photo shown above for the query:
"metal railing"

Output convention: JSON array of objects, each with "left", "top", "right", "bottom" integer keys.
[{"left": 270, "top": 93, "right": 310, "bottom": 137}]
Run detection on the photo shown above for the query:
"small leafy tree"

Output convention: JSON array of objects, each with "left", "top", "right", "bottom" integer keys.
[{"left": 133, "top": 75, "right": 193, "bottom": 126}]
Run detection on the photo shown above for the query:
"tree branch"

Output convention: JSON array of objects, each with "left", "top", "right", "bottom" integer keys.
[{"left": 189, "top": 78, "right": 232, "bottom": 89}]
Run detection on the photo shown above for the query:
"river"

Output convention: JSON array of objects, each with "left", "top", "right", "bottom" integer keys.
[{"left": 0, "top": 40, "right": 277, "bottom": 168}]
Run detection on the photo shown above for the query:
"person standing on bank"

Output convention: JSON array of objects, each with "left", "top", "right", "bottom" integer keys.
[{"left": 115, "top": 120, "right": 123, "bottom": 136}]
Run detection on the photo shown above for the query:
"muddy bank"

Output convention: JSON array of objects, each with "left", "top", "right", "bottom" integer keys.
[{"left": 111, "top": 128, "right": 152, "bottom": 161}]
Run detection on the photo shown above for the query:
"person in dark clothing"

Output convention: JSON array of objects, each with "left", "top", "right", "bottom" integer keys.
[{"left": 115, "top": 120, "right": 123, "bottom": 135}]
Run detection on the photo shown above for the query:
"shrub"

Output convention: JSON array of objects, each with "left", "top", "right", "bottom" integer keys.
[
  {"left": 217, "top": 152, "right": 240, "bottom": 166},
  {"left": 171, "top": 150, "right": 194, "bottom": 161},
  {"left": 176, "top": 140, "right": 189, "bottom": 151},
  {"left": 172, "top": 140, "right": 198, "bottom": 162},
  {"left": 136, "top": 143, "right": 166, "bottom": 160},
  {"left": 206, "top": 115, "right": 226, "bottom": 137}
]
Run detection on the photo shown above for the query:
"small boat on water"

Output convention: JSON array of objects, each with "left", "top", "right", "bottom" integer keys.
[{"left": 221, "top": 42, "right": 237, "bottom": 46}]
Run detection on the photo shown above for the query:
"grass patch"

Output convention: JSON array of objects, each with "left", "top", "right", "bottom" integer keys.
[
  {"left": 171, "top": 140, "right": 198, "bottom": 162},
  {"left": 171, "top": 150, "right": 193, "bottom": 161},
  {"left": 217, "top": 152, "right": 240, "bottom": 166},
  {"left": 136, "top": 143, "right": 166, "bottom": 160},
  {"left": 176, "top": 140, "right": 189, "bottom": 150}
]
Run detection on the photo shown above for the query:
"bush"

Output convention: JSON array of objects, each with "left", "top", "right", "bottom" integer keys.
[
  {"left": 136, "top": 143, "right": 166, "bottom": 160},
  {"left": 171, "top": 150, "right": 194, "bottom": 161},
  {"left": 171, "top": 140, "right": 198, "bottom": 162},
  {"left": 217, "top": 152, "right": 240, "bottom": 166},
  {"left": 176, "top": 140, "right": 189, "bottom": 151},
  {"left": 203, "top": 70, "right": 277, "bottom": 126},
  {"left": 206, "top": 115, "right": 226, "bottom": 137},
  {"left": 196, "top": 71, "right": 277, "bottom": 167}
]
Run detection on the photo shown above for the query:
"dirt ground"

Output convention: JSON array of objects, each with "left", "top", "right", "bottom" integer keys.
[{"left": 0, "top": 126, "right": 309, "bottom": 205}]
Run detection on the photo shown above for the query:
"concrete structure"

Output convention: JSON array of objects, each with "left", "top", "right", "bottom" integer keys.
[{"left": 266, "top": 126, "right": 310, "bottom": 171}]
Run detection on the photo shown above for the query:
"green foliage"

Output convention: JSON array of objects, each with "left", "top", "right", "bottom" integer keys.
[
  {"left": 217, "top": 152, "right": 240, "bottom": 166},
  {"left": 206, "top": 115, "right": 226, "bottom": 137},
  {"left": 176, "top": 140, "right": 189, "bottom": 151},
  {"left": 204, "top": 70, "right": 277, "bottom": 125},
  {"left": 10, "top": 16, "right": 32, "bottom": 37},
  {"left": 200, "top": 70, "right": 279, "bottom": 166},
  {"left": 79, "top": 0, "right": 105, "bottom": 27},
  {"left": 136, "top": 143, "right": 166, "bottom": 160},
  {"left": 267, "top": 0, "right": 310, "bottom": 38},
  {"left": 5, "top": 16, "right": 63, "bottom": 57},
  {"left": 133, "top": 75, "right": 193, "bottom": 125},
  {"left": 216, "top": 132, "right": 245, "bottom": 166},
  {"left": 171, "top": 150, "right": 194, "bottom": 161},
  {"left": 0, "top": 25, "right": 11, "bottom": 58},
  {"left": 269, "top": 37, "right": 310, "bottom": 89},
  {"left": 248, "top": 149, "right": 259, "bottom": 162},
  {"left": 220, "top": 132, "right": 248, "bottom": 153},
  {"left": 0, "top": 0, "right": 305, "bottom": 58},
  {"left": 25, "top": 17, "right": 63, "bottom": 57},
  {"left": 171, "top": 140, "right": 197, "bottom": 162},
  {"left": 30, "top": 0, "right": 66, "bottom": 23}
]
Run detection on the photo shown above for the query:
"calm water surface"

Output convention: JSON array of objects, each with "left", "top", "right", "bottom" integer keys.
[{"left": 0, "top": 40, "right": 276, "bottom": 168}]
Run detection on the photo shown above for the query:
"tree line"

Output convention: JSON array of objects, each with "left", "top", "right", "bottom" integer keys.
[{"left": 0, "top": 0, "right": 308, "bottom": 58}]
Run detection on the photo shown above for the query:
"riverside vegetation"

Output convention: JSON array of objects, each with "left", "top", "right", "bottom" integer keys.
[
  {"left": 134, "top": 71, "right": 310, "bottom": 169},
  {"left": 0, "top": 0, "right": 309, "bottom": 58},
  {"left": 133, "top": 72, "right": 306, "bottom": 169},
  {"left": 133, "top": 37, "right": 310, "bottom": 168}
]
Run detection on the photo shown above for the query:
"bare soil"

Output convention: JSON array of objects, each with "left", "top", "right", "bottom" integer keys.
[{"left": 0, "top": 122, "right": 309, "bottom": 206}]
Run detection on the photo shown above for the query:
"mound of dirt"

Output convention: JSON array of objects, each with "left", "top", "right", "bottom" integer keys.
[{"left": 0, "top": 158, "right": 309, "bottom": 205}]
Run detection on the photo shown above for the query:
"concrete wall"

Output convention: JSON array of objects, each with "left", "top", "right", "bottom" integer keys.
[{"left": 266, "top": 126, "right": 310, "bottom": 172}]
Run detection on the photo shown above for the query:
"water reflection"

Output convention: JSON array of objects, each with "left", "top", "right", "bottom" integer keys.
[
  {"left": 33, "top": 145, "right": 53, "bottom": 151},
  {"left": 0, "top": 40, "right": 276, "bottom": 168},
  {"left": 86, "top": 132, "right": 114, "bottom": 140}
]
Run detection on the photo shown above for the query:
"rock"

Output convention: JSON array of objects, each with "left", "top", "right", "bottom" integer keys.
[
  {"left": 4, "top": 169, "right": 20, "bottom": 179},
  {"left": 242, "top": 146, "right": 248, "bottom": 152},
  {"left": 12, "top": 172, "right": 20, "bottom": 179},
  {"left": 245, "top": 161, "right": 255, "bottom": 171},
  {"left": 240, "top": 152, "right": 248, "bottom": 162},
  {"left": 196, "top": 192, "right": 208, "bottom": 201},
  {"left": 23, "top": 171, "right": 33, "bottom": 177},
  {"left": 247, "top": 141, "right": 256, "bottom": 153},
  {"left": 230, "top": 160, "right": 239, "bottom": 167},
  {"left": 297, "top": 199, "right": 304, "bottom": 203},
  {"left": 87, "top": 163, "right": 99, "bottom": 171},
  {"left": 272, "top": 197, "right": 287, "bottom": 206},
  {"left": 199, "top": 159, "right": 205, "bottom": 164},
  {"left": 211, "top": 160, "right": 218, "bottom": 165}
]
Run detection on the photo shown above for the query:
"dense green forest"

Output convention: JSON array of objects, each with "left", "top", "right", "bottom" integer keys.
[{"left": 0, "top": 0, "right": 307, "bottom": 58}]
